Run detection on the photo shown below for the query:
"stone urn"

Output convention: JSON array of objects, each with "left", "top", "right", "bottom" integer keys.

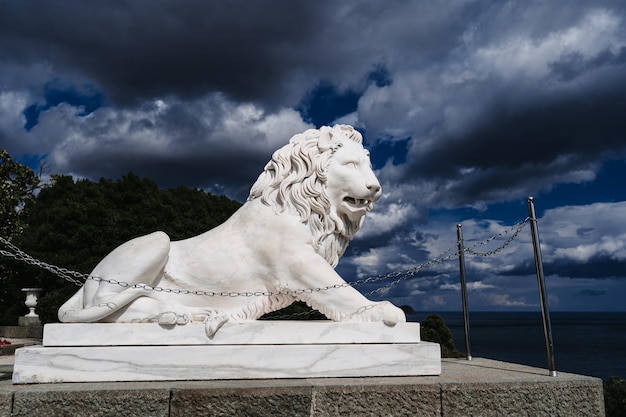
[{"left": 22, "top": 288, "right": 43, "bottom": 318}]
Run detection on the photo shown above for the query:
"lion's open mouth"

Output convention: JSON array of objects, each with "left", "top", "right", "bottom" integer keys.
[{"left": 344, "top": 197, "right": 371, "bottom": 208}]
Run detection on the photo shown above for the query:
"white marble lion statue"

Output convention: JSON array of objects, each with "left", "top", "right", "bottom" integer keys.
[{"left": 58, "top": 124, "right": 406, "bottom": 336}]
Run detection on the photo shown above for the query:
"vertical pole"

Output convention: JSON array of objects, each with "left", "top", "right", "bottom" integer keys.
[
  {"left": 456, "top": 224, "right": 472, "bottom": 360},
  {"left": 527, "top": 197, "right": 557, "bottom": 377}
]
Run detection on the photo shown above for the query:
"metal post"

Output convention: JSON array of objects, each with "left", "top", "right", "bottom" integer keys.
[
  {"left": 527, "top": 197, "right": 557, "bottom": 377},
  {"left": 456, "top": 224, "right": 472, "bottom": 360}
]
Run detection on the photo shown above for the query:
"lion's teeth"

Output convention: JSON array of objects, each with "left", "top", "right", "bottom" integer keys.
[{"left": 345, "top": 198, "right": 370, "bottom": 206}]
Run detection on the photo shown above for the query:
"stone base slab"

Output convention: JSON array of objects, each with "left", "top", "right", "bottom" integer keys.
[
  {"left": 13, "top": 342, "right": 441, "bottom": 383},
  {"left": 1, "top": 359, "right": 605, "bottom": 417},
  {"left": 13, "top": 322, "right": 441, "bottom": 383}
]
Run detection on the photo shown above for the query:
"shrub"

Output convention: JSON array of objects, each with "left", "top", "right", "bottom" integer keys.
[{"left": 421, "top": 313, "right": 464, "bottom": 358}]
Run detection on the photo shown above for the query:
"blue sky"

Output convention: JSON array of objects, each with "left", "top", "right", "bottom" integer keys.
[{"left": 1, "top": 1, "right": 626, "bottom": 312}]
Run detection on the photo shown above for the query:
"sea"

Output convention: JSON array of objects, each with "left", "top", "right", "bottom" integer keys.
[{"left": 408, "top": 311, "right": 626, "bottom": 381}]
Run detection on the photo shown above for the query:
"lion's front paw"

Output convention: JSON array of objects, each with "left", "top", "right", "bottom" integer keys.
[{"left": 349, "top": 301, "right": 406, "bottom": 326}]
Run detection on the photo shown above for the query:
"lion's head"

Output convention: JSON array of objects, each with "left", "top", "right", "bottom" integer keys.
[{"left": 248, "top": 124, "right": 382, "bottom": 267}]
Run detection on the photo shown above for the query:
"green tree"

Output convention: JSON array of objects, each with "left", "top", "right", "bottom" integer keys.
[
  {"left": 421, "top": 313, "right": 464, "bottom": 358},
  {"left": 3, "top": 173, "right": 241, "bottom": 325},
  {"left": 0, "top": 149, "right": 39, "bottom": 238},
  {"left": 0, "top": 150, "right": 40, "bottom": 323}
]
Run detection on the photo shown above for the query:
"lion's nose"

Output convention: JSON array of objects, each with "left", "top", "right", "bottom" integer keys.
[
  {"left": 367, "top": 182, "right": 382, "bottom": 197},
  {"left": 365, "top": 170, "right": 382, "bottom": 198}
]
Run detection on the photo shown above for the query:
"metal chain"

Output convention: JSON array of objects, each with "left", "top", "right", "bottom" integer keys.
[
  {"left": 0, "top": 234, "right": 456, "bottom": 297},
  {"left": 463, "top": 217, "right": 529, "bottom": 257},
  {"left": 0, "top": 218, "right": 529, "bottom": 298},
  {"left": 365, "top": 245, "right": 459, "bottom": 296},
  {"left": 0, "top": 236, "right": 86, "bottom": 286}
]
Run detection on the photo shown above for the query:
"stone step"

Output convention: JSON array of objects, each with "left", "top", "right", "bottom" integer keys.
[{"left": 0, "top": 326, "right": 43, "bottom": 340}]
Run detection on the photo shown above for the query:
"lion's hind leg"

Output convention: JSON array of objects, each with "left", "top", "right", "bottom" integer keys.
[{"left": 58, "top": 231, "right": 171, "bottom": 323}]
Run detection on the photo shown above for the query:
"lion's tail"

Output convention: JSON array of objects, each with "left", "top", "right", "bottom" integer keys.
[{"left": 58, "top": 285, "right": 149, "bottom": 323}]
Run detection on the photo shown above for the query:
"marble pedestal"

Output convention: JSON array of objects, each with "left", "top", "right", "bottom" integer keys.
[{"left": 12, "top": 321, "right": 440, "bottom": 384}]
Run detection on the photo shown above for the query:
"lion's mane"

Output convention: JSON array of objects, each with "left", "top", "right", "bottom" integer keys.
[{"left": 248, "top": 125, "right": 367, "bottom": 267}]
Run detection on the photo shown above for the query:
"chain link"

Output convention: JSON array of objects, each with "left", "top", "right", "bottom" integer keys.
[
  {"left": 0, "top": 218, "right": 529, "bottom": 298},
  {"left": 0, "top": 237, "right": 86, "bottom": 286},
  {"left": 463, "top": 217, "right": 529, "bottom": 257},
  {"left": 365, "top": 245, "right": 459, "bottom": 297}
]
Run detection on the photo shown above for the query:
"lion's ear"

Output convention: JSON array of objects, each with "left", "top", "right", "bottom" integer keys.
[{"left": 318, "top": 131, "right": 333, "bottom": 152}]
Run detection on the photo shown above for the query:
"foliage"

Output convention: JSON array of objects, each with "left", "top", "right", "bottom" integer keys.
[
  {"left": 260, "top": 301, "right": 326, "bottom": 320},
  {"left": 420, "top": 313, "right": 464, "bottom": 358},
  {"left": 0, "top": 150, "right": 40, "bottom": 238},
  {"left": 605, "top": 376, "right": 626, "bottom": 417},
  {"left": 0, "top": 150, "right": 40, "bottom": 323},
  {"left": 399, "top": 304, "right": 415, "bottom": 315},
  {"left": 1, "top": 173, "right": 241, "bottom": 325}
]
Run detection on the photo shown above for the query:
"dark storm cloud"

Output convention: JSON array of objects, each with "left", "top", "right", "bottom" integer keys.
[
  {"left": 0, "top": 0, "right": 467, "bottom": 108},
  {"left": 547, "top": 256, "right": 626, "bottom": 279},
  {"left": 573, "top": 288, "right": 607, "bottom": 297},
  {"left": 3, "top": 1, "right": 625, "bottom": 211},
  {"left": 366, "top": 4, "right": 626, "bottom": 210},
  {"left": 0, "top": 1, "right": 323, "bottom": 106},
  {"left": 413, "top": 82, "right": 626, "bottom": 178},
  {"left": 549, "top": 46, "right": 626, "bottom": 82},
  {"left": 406, "top": 82, "right": 626, "bottom": 207},
  {"left": 64, "top": 145, "right": 266, "bottom": 196},
  {"left": 502, "top": 256, "right": 626, "bottom": 280}
]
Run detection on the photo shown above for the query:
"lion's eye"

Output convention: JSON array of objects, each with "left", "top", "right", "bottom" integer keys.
[{"left": 346, "top": 162, "right": 358, "bottom": 169}]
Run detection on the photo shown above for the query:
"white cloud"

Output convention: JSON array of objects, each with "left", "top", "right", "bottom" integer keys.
[
  {"left": 421, "top": 295, "right": 447, "bottom": 309},
  {"left": 0, "top": 91, "right": 29, "bottom": 125},
  {"left": 347, "top": 200, "right": 626, "bottom": 309},
  {"left": 483, "top": 293, "right": 532, "bottom": 308},
  {"left": 440, "top": 281, "right": 497, "bottom": 291},
  {"left": 357, "top": 202, "right": 417, "bottom": 238},
  {"left": 7, "top": 93, "right": 312, "bottom": 197},
  {"left": 350, "top": 251, "right": 382, "bottom": 270},
  {"left": 409, "top": 288, "right": 426, "bottom": 297},
  {"left": 332, "top": 111, "right": 360, "bottom": 128},
  {"left": 554, "top": 234, "right": 626, "bottom": 262},
  {"left": 0, "top": 91, "right": 33, "bottom": 153},
  {"left": 255, "top": 108, "right": 314, "bottom": 149},
  {"left": 540, "top": 202, "right": 626, "bottom": 263},
  {"left": 471, "top": 9, "right": 624, "bottom": 82}
]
